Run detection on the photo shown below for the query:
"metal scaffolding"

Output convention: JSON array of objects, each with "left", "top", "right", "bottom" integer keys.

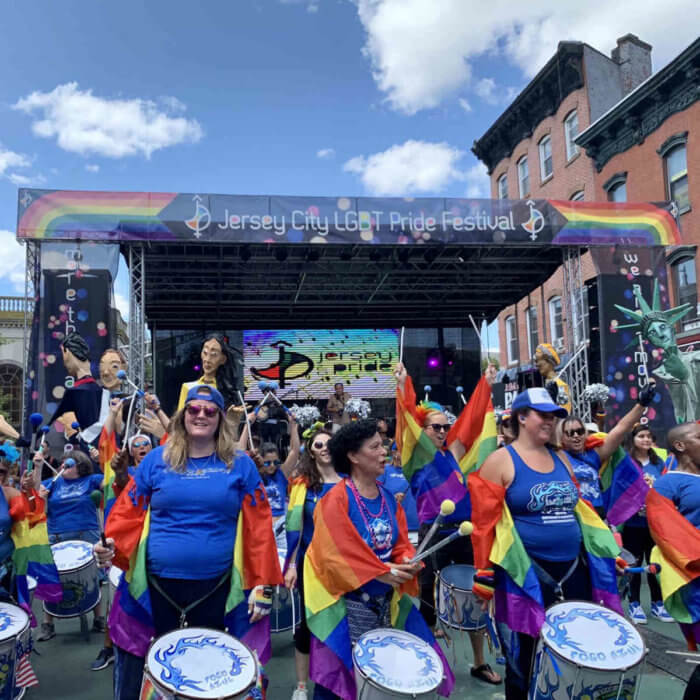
[
  {"left": 21, "top": 240, "right": 39, "bottom": 425},
  {"left": 128, "top": 245, "right": 146, "bottom": 392},
  {"left": 561, "top": 246, "right": 591, "bottom": 421}
]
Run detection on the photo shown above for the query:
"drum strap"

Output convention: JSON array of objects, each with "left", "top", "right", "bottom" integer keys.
[
  {"left": 148, "top": 571, "right": 231, "bottom": 629},
  {"left": 529, "top": 556, "right": 579, "bottom": 601}
]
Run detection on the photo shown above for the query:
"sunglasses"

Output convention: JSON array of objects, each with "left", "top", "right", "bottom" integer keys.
[
  {"left": 186, "top": 404, "right": 219, "bottom": 418},
  {"left": 131, "top": 440, "right": 150, "bottom": 449},
  {"left": 564, "top": 428, "right": 585, "bottom": 437},
  {"left": 263, "top": 459, "right": 281, "bottom": 467},
  {"left": 429, "top": 424, "right": 450, "bottom": 433},
  {"left": 313, "top": 441, "right": 329, "bottom": 450}
]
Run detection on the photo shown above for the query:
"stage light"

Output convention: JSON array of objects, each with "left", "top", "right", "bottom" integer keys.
[
  {"left": 274, "top": 247, "right": 288, "bottom": 262},
  {"left": 426, "top": 349, "right": 441, "bottom": 369}
]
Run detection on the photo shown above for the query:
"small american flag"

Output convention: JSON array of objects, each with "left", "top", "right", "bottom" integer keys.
[{"left": 15, "top": 654, "right": 38, "bottom": 689}]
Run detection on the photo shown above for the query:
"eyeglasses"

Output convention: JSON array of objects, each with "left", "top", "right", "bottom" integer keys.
[
  {"left": 429, "top": 424, "right": 450, "bottom": 433},
  {"left": 186, "top": 404, "right": 219, "bottom": 418},
  {"left": 131, "top": 440, "right": 150, "bottom": 449},
  {"left": 313, "top": 441, "right": 329, "bottom": 450},
  {"left": 263, "top": 459, "right": 281, "bottom": 467},
  {"left": 564, "top": 428, "right": 585, "bottom": 437}
]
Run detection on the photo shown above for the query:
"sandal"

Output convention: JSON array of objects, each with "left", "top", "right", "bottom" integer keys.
[{"left": 470, "top": 664, "right": 502, "bottom": 685}]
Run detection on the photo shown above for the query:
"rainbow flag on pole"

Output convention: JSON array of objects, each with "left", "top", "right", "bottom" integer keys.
[{"left": 304, "top": 481, "right": 454, "bottom": 700}]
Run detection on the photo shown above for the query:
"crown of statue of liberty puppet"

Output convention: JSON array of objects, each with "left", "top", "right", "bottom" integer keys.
[{"left": 614, "top": 279, "right": 693, "bottom": 339}]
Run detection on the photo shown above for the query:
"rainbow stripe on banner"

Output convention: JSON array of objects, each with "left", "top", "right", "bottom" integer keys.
[
  {"left": 17, "top": 190, "right": 177, "bottom": 239},
  {"left": 551, "top": 200, "right": 681, "bottom": 246}
]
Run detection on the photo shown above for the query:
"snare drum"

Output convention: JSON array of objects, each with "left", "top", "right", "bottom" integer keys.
[
  {"left": 530, "top": 601, "right": 646, "bottom": 699},
  {"left": 0, "top": 603, "right": 30, "bottom": 700},
  {"left": 437, "top": 565, "right": 486, "bottom": 631},
  {"left": 44, "top": 540, "right": 100, "bottom": 618},
  {"left": 26, "top": 577, "right": 36, "bottom": 607},
  {"left": 353, "top": 628, "right": 444, "bottom": 699},
  {"left": 141, "top": 627, "right": 258, "bottom": 700},
  {"left": 271, "top": 551, "right": 299, "bottom": 634}
]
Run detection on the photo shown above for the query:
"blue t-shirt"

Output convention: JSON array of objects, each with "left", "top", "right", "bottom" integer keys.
[
  {"left": 378, "top": 465, "right": 419, "bottom": 530},
  {"left": 0, "top": 491, "right": 14, "bottom": 563},
  {"left": 300, "top": 482, "right": 336, "bottom": 558},
  {"left": 654, "top": 471, "right": 700, "bottom": 528},
  {"left": 505, "top": 445, "right": 581, "bottom": 562},
  {"left": 136, "top": 446, "right": 262, "bottom": 579},
  {"left": 262, "top": 469, "right": 288, "bottom": 518},
  {"left": 42, "top": 474, "right": 103, "bottom": 535},
  {"left": 567, "top": 450, "right": 603, "bottom": 508},
  {"left": 626, "top": 459, "right": 665, "bottom": 527},
  {"left": 346, "top": 483, "right": 398, "bottom": 596}
]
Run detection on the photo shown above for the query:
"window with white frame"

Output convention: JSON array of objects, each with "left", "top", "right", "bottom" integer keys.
[
  {"left": 497, "top": 173, "right": 508, "bottom": 199},
  {"left": 674, "top": 257, "right": 697, "bottom": 321},
  {"left": 665, "top": 144, "right": 689, "bottom": 212},
  {"left": 608, "top": 181, "right": 627, "bottom": 202},
  {"left": 570, "top": 190, "right": 584, "bottom": 201},
  {"left": 517, "top": 157, "right": 530, "bottom": 197},
  {"left": 564, "top": 110, "right": 579, "bottom": 161},
  {"left": 526, "top": 306, "right": 539, "bottom": 358},
  {"left": 548, "top": 296, "right": 563, "bottom": 345},
  {"left": 539, "top": 136, "right": 553, "bottom": 180},
  {"left": 505, "top": 315, "right": 518, "bottom": 364}
]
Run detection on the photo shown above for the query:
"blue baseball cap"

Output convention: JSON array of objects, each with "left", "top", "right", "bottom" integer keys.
[
  {"left": 185, "top": 384, "right": 225, "bottom": 411},
  {"left": 511, "top": 388, "right": 568, "bottom": 418}
]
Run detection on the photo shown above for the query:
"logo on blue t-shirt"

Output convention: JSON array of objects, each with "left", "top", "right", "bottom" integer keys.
[
  {"left": 368, "top": 517, "right": 393, "bottom": 558},
  {"left": 527, "top": 481, "right": 577, "bottom": 522},
  {"left": 265, "top": 482, "right": 284, "bottom": 513},
  {"left": 573, "top": 463, "right": 602, "bottom": 502}
]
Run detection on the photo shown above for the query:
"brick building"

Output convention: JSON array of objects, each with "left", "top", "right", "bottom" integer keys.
[
  {"left": 472, "top": 35, "right": 655, "bottom": 372},
  {"left": 577, "top": 37, "right": 700, "bottom": 347}
]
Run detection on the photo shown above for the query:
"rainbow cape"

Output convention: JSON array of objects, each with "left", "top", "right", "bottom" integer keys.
[
  {"left": 284, "top": 478, "right": 307, "bottom": 572},
  {"left": 106, "top": 456, "right": 283, "bottom": 661},
  {"left": 304, "top": 480, "right": 454, "bottom": 700},
  {"left": 10, "top": 492, "right": 62, "bottom": 610},
  {"left": 469, "top": 472, "right": 622, "bottom": 638},
  {"left": 647, "top": 489, "right": 700, "bottom": 629}
]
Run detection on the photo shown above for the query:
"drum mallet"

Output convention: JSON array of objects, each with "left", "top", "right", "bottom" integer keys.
[
  {"left": 52, "top": 458, "right": 74, "bottom": 483},
  {"left": 456, "top": 386, "right": 466, "bottom": 406},
  {"left": 624, "top": 563, "right": 662, "bottom": 575},
  {"left": 116, "top": 369, "right": 143, "bottom": 395},
  {"left": 410, "top": 521, "right": 473, "bottom": 564},
  {"left": 424, "top": 385, "right": 431, "bottom": 402},
  {"left": 237, "top": 391, "right": 255, "bottom": 452},
  {"left": 414, "top": 500, "right": 455, "bottom": 558}
]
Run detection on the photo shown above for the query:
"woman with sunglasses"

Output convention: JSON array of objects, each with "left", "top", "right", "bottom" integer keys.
[
  {"left": 473, "top": 388, "right": 623, "bottom": 700},
  {"left": 393, "top": 361, "right": 501, "bottom": 686},
  {"left": 284, "top": 423, "right": 341, "bottom": 700},
  {"left": 95, "top": 385, "right": 281, "bottom": 700}
]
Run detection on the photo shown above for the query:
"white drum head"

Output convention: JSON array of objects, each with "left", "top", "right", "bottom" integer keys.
[
  {"left": 109, "top": 566, "right": 123, "bottom": 589},
  {"left": 353, "top": 628, "right": 443, "bottom": 694},
  {"left": 51, "top": 540, "right": 94, "bottom": 571},
  {"left": 26, "top": 575, "right": 37, "bottom": 592},
  {"left": 542, "top": 601, "right": 644, "bottom": 670},
  {"left": 146, "top": 628, "right": 257, "bottom": 698},
  {"left": 0, "top": 603, "right": 30, "bottom": 642}
]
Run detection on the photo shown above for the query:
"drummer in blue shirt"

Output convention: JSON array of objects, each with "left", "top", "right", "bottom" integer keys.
[
  {"left": 32, "top": 449, "right": 104, "bottom": 641},
  {"left": 378, "top": 443, "right": 419, "bottom": 532}
]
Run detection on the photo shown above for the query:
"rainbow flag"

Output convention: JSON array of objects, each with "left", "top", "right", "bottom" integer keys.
[
  {"left": 11, "top": 493, "right": 62, "bottom": 609},
  {"left": 469, "top": 472, "right": 621, "bottom": 638},
  {"left": 603, "top": 450, "right": 649, "bottom": 527},
  {"left": 304, "top": 480, "right": 454, "bottom": 700},
  {"left": 106, "top": 462, "right": 283, "bottom": 661},
  {"left": 99, "top": 427, "right": 119, "bottom": 521},
  {"left": 647, "top": 489, "right": 700, "bottom": 627},
  {"left": 284, "top": 478, "right": 307, "bottom": 572}
]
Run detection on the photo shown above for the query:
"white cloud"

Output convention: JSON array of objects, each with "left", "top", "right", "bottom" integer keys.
[
  {"left": 343, "top": 140, "right": 466, "bottom": 195},
  {"left": 85, "top": 164, "right": 100, "bottom": 173},
  {"left": 0, "top": 231, "right": 26, "bottom": 293},
  {"left": 13, "top": 82, "right": 203, "bottom": 159},
  {"left": 6, "top": 172, "right": 46, "bottom": 186},
  {"left": 464, "top": 162, "right": 489, "bottom": 198},
  {"left": 458, "top": 98, "right": 472, "bottom": 113},
  {"left": 355, "top": 0, "right": 699, "bottom": 113},
  {"left": 316, "top": 148, "right": 335, "bottom": 159},
  {"left": 280, "top": 0, "right": 320, "bottom": 12},
  {"left": 0, "top": 146, "right": 30, "bottom": 175},
  {"left": 474, "top": 77, "right": 498, "bottom": 104}
]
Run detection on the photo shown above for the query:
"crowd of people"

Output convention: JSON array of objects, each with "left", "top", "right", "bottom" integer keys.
[{"left": 0, "top": 331, "right": 699, "bottom": 700}]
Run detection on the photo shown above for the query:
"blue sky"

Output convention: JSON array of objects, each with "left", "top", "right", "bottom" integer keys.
[{"left": 0, "top": 0, "right": 696, "bottom": 351}]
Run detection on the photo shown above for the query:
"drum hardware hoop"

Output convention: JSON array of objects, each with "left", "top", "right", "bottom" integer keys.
[{"left": 614, "top": 670, "right": 627, "bottom": 700}]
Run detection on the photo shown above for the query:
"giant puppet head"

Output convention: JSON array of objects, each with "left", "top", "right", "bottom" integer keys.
[{"left": 99, "top": 348, "right": 127, "bottom": 392}]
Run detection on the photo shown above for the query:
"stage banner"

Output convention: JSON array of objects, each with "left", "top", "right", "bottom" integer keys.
[
  {"left": 590, "top": 246, "right": 679, "bottom": 436},
  {"left": 30, "top": 243, "right": 118, "bottom": 425},
  {"left": 17, "top": 189, "right": 680, "bottom": 247},
  {"left": 243, "top": 329, "right": 398, "bottom": 400}
]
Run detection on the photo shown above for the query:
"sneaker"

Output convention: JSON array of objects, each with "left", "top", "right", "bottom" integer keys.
[
  {"left": 37, "top": 622, "right": 55, "bottom": 642},
  {"left": 628, "top": 602, "right": 647, "bottom": 624},
  {"left": 650, "top": 602, "right": 674, "bottom": 622},
  {"left": 92, "top": 616, "right": 107, "bottom": 633},
  {"left": 90, "top": 646, "right": 115, "bottom": 671},
  {"left": 291, "top": 685, "right": 308, "bottom": 700}
]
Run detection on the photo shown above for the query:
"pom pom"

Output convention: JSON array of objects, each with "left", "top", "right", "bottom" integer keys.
[
  {"left": 440, "top": 499, "right": 455, "bottom": 516},
  {"left": 583, "top": 383, "right": 612, "bottom": 404},
  {"left": 346, "top": 398, "right": 371, "bottom": 419},
  {"left": 116, "top": 369, "right": 127, "bottom": 379},
  {"left": 458, "top": 521, "right": 473, "bottom": 536},
  {"left": 29, "top": 413, "right": 43, "bottom": 428},
  {"left": 289, "top": 404, "right": 321, "bottom": 427},
  {"left": 0, "top": 441, "right": 20, "bottom": 465}
]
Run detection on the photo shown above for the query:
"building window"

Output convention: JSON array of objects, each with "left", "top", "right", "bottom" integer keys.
[
  {"left": 674, "top": 258, "right": 697, "bottom": 323},
  {"left": 497, "top": 173, "right": 508, "bottom": 199},
  {"left": 0, "top": 364, "right": 22, "bottom": 427},
  {"left": 517, "top": 156, "right": 530, "bottom": 198},
  {"left": 539, "top": 136, "right": 553, "bottom": 181},
  {"left": 505, "top": 315, "right": 518, "bottom": 364},
  {"left": 564, "top": 110, "right": 579, "bottom": 161},
  {"left": 570, "top": 190, "right": 584, "bottom": 201},
  {"left": 526, "top": 306, "right": 539, "bottom": 358},
  {"left": 604, "top": 172, "right": 627, "bottom": 203},
  {"left": 665, "top": 144, "right": 689, "bottom": 212},
  {"left": 548, "top": 296, "right": 563, "bottom": 345}
]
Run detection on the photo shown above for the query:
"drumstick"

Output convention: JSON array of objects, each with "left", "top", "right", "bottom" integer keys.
[
  {"left": 456, "top": 386, "right": 466, "bottom": 405},
  {"left": 399, "top": 327, "right": 405, "bottom": 366},
  {"left": 667, "top": 650, "right": 700, "bottom": 658},
  {"left": 624, "top": 563, "right": 661, "bottom": 575},
  {"left": 414, "top": 500, "right": 455, "bottom": 558},
  {"left": 424, "top": 385, "right": 431, "bottom": 402},
  {"left": 237, "top": 391, "right": 255, "bottom": 452},
  {"left": 410, "top": 521, "right": 473, "bottom": 564},
  {"left": 124, "top": 392, "right": 142, "bottom": 442}
]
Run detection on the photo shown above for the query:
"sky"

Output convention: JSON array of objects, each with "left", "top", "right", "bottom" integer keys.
[{"left": 0, "top": 0, "right": 697, "bottom": 352}]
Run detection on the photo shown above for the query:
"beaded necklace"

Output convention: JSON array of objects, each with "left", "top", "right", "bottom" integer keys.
[{"left": 347, "top": 478, "right": 390, "bottom": 551}]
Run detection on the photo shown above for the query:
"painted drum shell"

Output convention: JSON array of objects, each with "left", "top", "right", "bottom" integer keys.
[
  {"left": 437, "top": 564, "right": 487, "bottom": 631},
  {"left": 44, "top": 540, "right": 100, "bottom": 618}
]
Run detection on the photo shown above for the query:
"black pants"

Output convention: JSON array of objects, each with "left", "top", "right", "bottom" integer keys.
[
  {"left": 417, "top": 522, "right": 474, "bottom": 628},
  {"left": 503, "top": 556, "right": 592, "bottom": 700},
  {"left": 622, "top": 525, "right": 662, "bottom": 603},
  {"left": 294, "top": 557, "right": 311, "bottom": 654}
]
